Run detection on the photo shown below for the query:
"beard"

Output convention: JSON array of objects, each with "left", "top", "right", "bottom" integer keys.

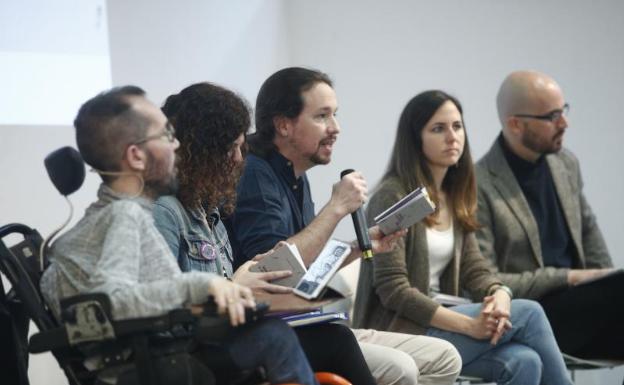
[
  {"left": 143, "top": 150, "right": 179, "bottom": 198},
  {"left": 308, "top": 135, "right": 336, "bottom": 166},
  {"left": 309, "top": 152, "right": 331, "bottom": 166},
  {"left": 521, "top": 125, "right": 564, "bottom": 155}
]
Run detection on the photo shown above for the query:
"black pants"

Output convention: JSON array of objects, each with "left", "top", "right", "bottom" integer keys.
[
  {"left": 296, "top": 323, "right": 376, "bottom": 385},
  {"left": 195, "top": 320, "right": 375, "bottom": 385},
  {"left": 538, "top": 270, "right": 624, "bottom": 359}
]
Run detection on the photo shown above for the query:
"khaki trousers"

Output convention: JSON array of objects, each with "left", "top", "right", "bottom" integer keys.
[{"left": 353, "top": 328, "right": 461, "bottom": 385}]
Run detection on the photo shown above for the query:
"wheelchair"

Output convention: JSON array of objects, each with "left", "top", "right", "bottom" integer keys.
[{"left": 0, "top": 146, "right": 351, "bottom": 385}]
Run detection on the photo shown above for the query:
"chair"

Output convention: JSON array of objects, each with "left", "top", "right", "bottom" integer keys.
[
  {"left": 0, "top": 222, "right": 222, "bottom": 385},
  {"left": 0, "top": 146, "right": 351, "bottom": 385},
  {"left": 563, "top": 353, "right": 624, "bottom": 383}
]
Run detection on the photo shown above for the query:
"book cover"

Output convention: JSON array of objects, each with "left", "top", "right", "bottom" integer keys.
[
  {"left": 293, "top": 239, "right": 351, "bottom": 300},
  {"left": 374, "top": 187, "right": 436, "bottom": 235},
  {"left": 250, "top": 243, "right": 307, "bottom": 287},
  {"left": 431, "top": 293, "right": 473, "bottom": 307}
]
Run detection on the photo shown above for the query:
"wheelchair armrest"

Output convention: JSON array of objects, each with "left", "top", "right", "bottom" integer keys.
[{"left": 29, "top": 293, "right": 199, "bottom": 354}]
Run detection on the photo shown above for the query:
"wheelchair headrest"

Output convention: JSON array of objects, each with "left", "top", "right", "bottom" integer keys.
[{"left": 44, "top": 147, "right": 85, "bottom": 196}]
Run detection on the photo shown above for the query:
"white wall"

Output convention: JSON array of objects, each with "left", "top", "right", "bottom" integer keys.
[
  {"left": 288, "top": 1, "right": 624, "bottom": 268},
  {"left": 2, "top": 1, "right": 622, "bottom": 384},
  {"left": 107, "top": 0, "right": 290, "bottom": 107},
  {"left": 2, "top": 1, "right": 289, "bottom": 383},
  {"left": 287, "top": 1, "right": 624, "bottom": 383}
]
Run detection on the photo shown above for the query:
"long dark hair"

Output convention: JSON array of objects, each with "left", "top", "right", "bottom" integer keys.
[
  {"left": 162, "top": 82, "right": 250, "bottom": 215},
  {"left": 249, "top": 67, "right": 332, "bottom": 157},
  {"left": 383, "top": 90, "right": 479, "bottom": 231}
]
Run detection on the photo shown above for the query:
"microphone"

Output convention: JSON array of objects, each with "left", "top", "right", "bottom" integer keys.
[{"left": 340, "top": 169, "right": 373, "bottom": 259}]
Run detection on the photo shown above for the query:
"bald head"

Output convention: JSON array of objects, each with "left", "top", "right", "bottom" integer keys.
[
  {"left": 496, "top": 70, "right": 563, "bottom": 129},
  {"left": 496, "top": 71, "right": 568, "bottom": 161}
]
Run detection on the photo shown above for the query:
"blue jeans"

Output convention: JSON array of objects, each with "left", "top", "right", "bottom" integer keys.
[
  {"left": 426, "top": 299, "right": 572, "bottom": 385},
  {"left": 199, "top": 318, "right": 318, "bottom": 385}
]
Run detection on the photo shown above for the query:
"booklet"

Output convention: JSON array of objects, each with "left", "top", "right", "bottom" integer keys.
[
  {"left": 374, "top": 187, "right": 436, "bottom": 235},
  {"left": 431, "top": 293, "right": 473, "bottom": 307},
  {"left": 249, "top": 243, "right": 307, "bottom": 287},
  {"left": 293, "top": 239, "right": 352, "bottom": 300},
  {"left": 280, "top": 310, "right": 349, "bottom": 328}
]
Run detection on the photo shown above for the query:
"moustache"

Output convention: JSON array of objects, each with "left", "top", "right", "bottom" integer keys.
[{"left": 319, "top": 136, "right": 337, "bottom": 146}]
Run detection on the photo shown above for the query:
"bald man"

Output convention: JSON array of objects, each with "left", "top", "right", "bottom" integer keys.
[{"left": 475, "top": 70, "right": 624, "bottom": 359}]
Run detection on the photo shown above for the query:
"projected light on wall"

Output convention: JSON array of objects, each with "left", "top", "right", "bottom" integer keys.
[{"left": 0, "top": 0, "right": 112, "bottom": 126}]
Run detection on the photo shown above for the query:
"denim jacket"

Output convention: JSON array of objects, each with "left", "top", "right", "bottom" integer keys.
[{"left": 153, "top": 195, "right": 234, "bottom": 278}]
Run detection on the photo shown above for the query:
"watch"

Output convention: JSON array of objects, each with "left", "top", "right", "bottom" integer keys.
[{"left": 493, "top": 285, "right": 513, "bottom": 299}]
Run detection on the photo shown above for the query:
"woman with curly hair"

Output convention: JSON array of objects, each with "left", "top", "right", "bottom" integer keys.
[
  {"left": 153, "top": 82, "right": 377, "bottom": 385},
  {"left": 154, "top": 82, "right": 286, "bottom": 288}
]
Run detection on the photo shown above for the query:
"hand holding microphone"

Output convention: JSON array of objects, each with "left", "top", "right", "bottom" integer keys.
[{"left": 340, "top": 169, "right": 373, "bottom": 259}]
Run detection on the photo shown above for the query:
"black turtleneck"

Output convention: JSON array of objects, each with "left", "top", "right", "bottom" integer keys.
[{"left": 499, "top": 135, "right": 574, "bottom": 268}]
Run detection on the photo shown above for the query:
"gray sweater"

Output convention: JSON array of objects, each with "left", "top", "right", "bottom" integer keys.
[{"left": 40, "top": 184, "right": 218, "bottom": 320}]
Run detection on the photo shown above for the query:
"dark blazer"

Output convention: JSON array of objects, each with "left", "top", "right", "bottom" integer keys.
[
  {"left": 475, "top": 139, "right": 612, "bottom": 299},
  {"left": 353, "top": 177, "right": 501, "bottom": 335}
]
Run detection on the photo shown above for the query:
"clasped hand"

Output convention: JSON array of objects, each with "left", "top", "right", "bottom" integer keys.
[{"left": 473, "top": 291, "right": 512, "bottom": 345}]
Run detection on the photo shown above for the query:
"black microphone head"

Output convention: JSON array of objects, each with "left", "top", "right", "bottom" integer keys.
[
  {"left": 44, "top": 146, "right": 86, "bottom": 196},
  {"left": 340, "top": 169, "right": 355, "bottom": 179}
]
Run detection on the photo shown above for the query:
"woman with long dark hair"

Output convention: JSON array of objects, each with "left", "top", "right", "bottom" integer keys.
[{"left": 354, "top": 90, "right": 572, "bottom": 385}]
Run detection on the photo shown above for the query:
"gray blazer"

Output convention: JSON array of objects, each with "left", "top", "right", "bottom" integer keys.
[
  {"left": 475, "top": 139, "right": 612, "bottom": 299},
  {"left": 353, "top": 177, "right": 501, "bottom": 335}
]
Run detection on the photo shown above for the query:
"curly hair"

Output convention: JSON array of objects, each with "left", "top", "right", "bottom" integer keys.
[{"left": 162, "top": 82, "right": 250, "bottom": 214}]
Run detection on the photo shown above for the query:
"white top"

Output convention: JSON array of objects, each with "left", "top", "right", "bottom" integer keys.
[{"left": 427, "top": 223, "right": 455, "bottom": 293}]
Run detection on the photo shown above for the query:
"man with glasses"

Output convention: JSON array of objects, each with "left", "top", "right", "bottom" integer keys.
[
  {"left": 475, "top": 70, "right": 623, "bottom": 360},
  {"left": 40, "top": 86, "right": 320, "bottom": 385}
]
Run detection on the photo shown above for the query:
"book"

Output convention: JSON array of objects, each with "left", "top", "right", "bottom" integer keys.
[
  {"left": 431, "top": 293, "right": 473, "bottom": 307},
  {"left": 293, "top": 239, "right": 352, "bottom": 300},
  {"left": 250, "top": 243, "right": 307, "bottom": 287},
  {"left": 253, "top": 291, "right": 340, "bottom": 315},
  {"left": 280, "top": 310, "right": 348, "bottom": 328},
  {"left": 374, "top": 187, "right": 436, "bottom": 235}
]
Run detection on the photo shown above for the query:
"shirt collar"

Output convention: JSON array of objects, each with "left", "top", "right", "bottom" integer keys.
[
  {"left": 189, "top": 204, "right": 221, "bottom": 226},
  {"left": 267, "top": 150, "right": 301, "bottom": 186},
  {"left": 94, "top": 183, "right": 153, "bottom": 211}
]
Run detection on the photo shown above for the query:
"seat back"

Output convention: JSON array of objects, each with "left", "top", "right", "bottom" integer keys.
[
  {"left": 0, "top": 224, "right": 55, "bottom": 332},
  {"left": 563, "top": 353, "right": 624, "bottom": 383},
  {"left": 0, "top": 223, "right": 91, "bottom": 385}
]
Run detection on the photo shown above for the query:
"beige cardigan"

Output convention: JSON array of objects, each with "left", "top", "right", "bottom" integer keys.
[{"left": 353, "top": 177, "right": 502, "bottom": 335}]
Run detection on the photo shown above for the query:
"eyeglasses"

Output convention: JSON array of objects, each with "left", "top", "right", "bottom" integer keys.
[
  {"left": 133, "top": 123, "right": 176, "bottom": 145},
  {"left": 513, "top": 103, "right": 570, "bottom": 123}
]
